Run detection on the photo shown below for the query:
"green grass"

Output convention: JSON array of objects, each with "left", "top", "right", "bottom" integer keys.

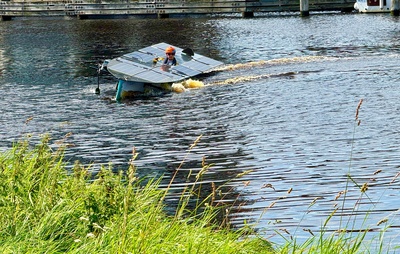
[
  {"left": 0, "top": 135, "right": 273, "bottom": 254},
  {"left": 274, "top": 99, "right": 399, "bottom": 254},
  {"left": 2, "top": 99, "right": 398, "bottom": 254}
]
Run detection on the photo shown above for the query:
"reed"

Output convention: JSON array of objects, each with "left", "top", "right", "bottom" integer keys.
[
  {"left": 276, "top": 99, "right": 399, "bottom": 253},
  {"left": 3, "top": 98, "right": 396, "bottom": 253},
  {"left": 0, "top": 134, "right": 272, "bottom": 253}
]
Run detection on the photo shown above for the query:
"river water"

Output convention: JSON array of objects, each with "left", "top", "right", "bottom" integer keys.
[{"left": 1, "top": 13, "right": 400, "bottom": 251}]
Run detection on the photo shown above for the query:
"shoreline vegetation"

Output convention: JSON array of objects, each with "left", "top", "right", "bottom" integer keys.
[
  {"left": 1, "top": 100, "right": 398, "bottom": 253},
  {"left": 0, "top": 135, "right": 272, "bottom": 253}
]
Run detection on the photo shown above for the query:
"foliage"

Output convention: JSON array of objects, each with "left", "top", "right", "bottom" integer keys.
[
  {"left": 0, "top": 135, "right": 272, "bottom": 253},
  {"left": 275, "top": 99, "right": 399, "bottom": 253}
]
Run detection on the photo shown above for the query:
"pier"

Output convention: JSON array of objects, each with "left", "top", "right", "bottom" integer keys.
[{"left": 0, "top": 0, "right": 355, "bottom": 20}]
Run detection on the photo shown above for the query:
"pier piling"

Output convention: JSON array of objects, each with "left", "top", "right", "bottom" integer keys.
[
  {"left": 391, "top": 0, "right": 400, "bottom": 15},
  {"left": 1, "top": 16, "right": 13, "bottom": 21},
  {"left": 158, "top": 13, "right": 170, "bottom": 19},
  {"left": 300, "top": 0, "right": 310, "bottom": 16},
  {"left": 242, "top": 11, "right": 254, "bottom": 18}
]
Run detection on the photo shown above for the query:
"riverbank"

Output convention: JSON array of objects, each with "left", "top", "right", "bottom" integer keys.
[
  {"left": 1, "top": 132, "right": 395, "bottom": 253},
  {"left": 0, "top": 135, "right": 272, "bottom": 253}
]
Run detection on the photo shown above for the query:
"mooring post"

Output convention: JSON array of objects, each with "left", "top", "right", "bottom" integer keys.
[
  {"left": 300, "top": 0, "right": 310, "bottom": 16},
  {"left": 1, "top": 15, "right": 13, "bottom": 21},
  {"left": 158, "top": 13, "right": 169, "bottom": 18},
  {"left": 77, "top": 14, "right": 89, "bottom": 20},
  {"left": 242, "top": 11, "right": 254, "bottom": 18},
  {"left": 391, "top": 0, "right": 400, "bottom": 15}
]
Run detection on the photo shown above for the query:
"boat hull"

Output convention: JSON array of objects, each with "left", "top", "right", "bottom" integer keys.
[
  {"left": 101, "top": 43, "right": 224, "bottom": 101},
  {"left": 115, "top": 80, "right": 171, "bottom": 101},
  {"left": 354, "top": 0, "right": 391, "bottom": 12}
]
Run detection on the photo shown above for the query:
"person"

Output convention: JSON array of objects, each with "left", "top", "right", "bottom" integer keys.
[{"left": 161, "top": 46, "right": 177, "bottom": 71}]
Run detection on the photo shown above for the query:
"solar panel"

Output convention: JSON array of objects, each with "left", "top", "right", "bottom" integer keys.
[
  {"left": 194, "top": 56, "right": 223, "bottom": 68},
  {"left": 139, "top": 46, "right": 165, "bottom": 58},
  {"left": 135, "top": 69, "right": 184, "bottom": 83},
  {"left": 123, "top": 52, "right": 154, "bottom": 63},
  {"left": 107, "top": 59, "right": 148, "bottom": 79},
  {"left": 106, "top": 43, "right": 224, "bottom": 84},
  {"left": 172, "top": 65, "right": 201, "bottom": 77},
  {"left": 180, "top": 60, "right": 211, "bottom": 72}
]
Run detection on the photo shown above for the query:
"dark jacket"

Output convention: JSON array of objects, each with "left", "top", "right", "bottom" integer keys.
[{"left": 163, "top": 58, "right": 177, "bottom": 66}]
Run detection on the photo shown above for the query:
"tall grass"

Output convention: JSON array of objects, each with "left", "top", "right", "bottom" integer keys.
[
  {"left": 0, "top": 134, "right": 272, "bottom": 253},
  {"left": 4, "top": 99, "right": 398, "bottom": 254},
  {"left": 277, "top": 99, "right": 399, "bottom": 253}
]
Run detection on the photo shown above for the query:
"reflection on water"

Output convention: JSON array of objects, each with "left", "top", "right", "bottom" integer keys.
[{"left": 1, "top": 14, "right": 400, "bottom": 251}]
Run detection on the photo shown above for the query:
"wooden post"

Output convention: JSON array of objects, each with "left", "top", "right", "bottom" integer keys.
[
  {"left": 391, "top": 0, "right": 400, "bottom": 16},
  {"left": 300, "top": 0, "right": 309, "bottom": 16},
  {"left": 1, "top": 16, "right": 13, "bottom": 21},
  {"left": 77, "top": 14, "right": 89, "bottom": 19},
  {"left": 158, "top": 13, "right": 169, "bottom": 18},
  {"left": 242, "top": 11, "right": 254, "bottom": 18}
]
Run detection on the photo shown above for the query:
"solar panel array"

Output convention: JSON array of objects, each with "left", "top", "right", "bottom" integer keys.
[{"left": 107, "top": 42, "right": 223, "bottom": 84}]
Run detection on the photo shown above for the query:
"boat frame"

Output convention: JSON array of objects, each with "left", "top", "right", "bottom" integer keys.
[{"left": 99, "top": 42, "right": 223, "bottom": 101}]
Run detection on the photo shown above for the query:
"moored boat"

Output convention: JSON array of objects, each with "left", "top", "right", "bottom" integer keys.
[{"left": 354, "top": 0, "right": 392, "bottom": 12}]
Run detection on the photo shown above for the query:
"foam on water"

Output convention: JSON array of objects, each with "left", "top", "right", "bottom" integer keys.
[{"left": 214, "top": 56, "right": 332, "bottom": 72}]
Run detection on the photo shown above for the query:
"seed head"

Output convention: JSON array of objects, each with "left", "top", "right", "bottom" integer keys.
[{"left": 355, "top": 99, "right": 363, "bottom": 121}]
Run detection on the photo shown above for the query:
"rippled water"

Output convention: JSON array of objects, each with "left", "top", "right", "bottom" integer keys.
[{"left": 1, "top": 13, "right": 400, "bottom": 250}]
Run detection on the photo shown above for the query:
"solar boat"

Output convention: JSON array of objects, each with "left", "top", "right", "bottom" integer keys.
[{"left": 100, "top": 42, "right": 224, "bottom": 101}]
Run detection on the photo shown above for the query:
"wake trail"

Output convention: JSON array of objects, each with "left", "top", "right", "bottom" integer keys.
[
  {"left": 206, "top": 72, "right": 297, "bottom": 86},
  {"left": 175, "top": 56, "right": 331, "bottom": 92},
  {"left": 213, "top": 56, "right": 333, "bottom": 72}
]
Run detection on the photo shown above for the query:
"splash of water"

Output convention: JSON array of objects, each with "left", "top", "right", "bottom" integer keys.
[
  {"left": 171, "top": 78, "right": 205, "bottom": 93},
  {"left": 172, "top": 72, "right": 298, "bottom": 90}
]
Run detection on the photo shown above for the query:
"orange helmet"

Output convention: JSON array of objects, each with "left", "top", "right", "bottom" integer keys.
[{"left": 165, "top": 46, "right": 176, "bottom": 54}]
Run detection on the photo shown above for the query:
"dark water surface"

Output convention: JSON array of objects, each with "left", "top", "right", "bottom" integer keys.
[{"left": 1, "top": 13, "right": 400, "bottom": 250}]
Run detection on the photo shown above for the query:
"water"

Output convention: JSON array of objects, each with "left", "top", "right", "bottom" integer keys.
[{"left": 1, "top": 13, "right": 400, "bottom": 251}]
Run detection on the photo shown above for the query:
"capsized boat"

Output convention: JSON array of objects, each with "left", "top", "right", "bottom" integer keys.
[{"left": 99, "top": 42, "right": 224, "bottom": 101}]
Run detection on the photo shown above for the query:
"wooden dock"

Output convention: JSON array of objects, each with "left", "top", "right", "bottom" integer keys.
[{"left": 0, "top": 0, "right": 355, "bottom": 20}]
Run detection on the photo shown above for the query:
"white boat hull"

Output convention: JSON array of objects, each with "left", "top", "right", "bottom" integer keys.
[{"left": 354, "top": 0, "right": 391, "bottom": 12}]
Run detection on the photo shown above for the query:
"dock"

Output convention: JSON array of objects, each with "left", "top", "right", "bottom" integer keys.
[{"left": 0, "top": 0, "right": 355, "bottom": 20}]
